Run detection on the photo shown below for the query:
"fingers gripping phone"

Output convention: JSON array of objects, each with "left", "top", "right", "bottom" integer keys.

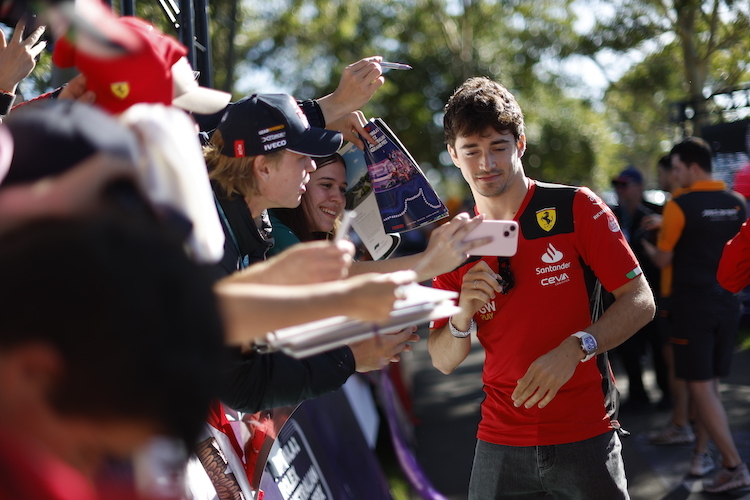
[{"left": 465, "top": 220, "right": 519, "bottom": 256}]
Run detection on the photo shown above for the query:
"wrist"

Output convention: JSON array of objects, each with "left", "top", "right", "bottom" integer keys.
[
  {"left": 571, "top": 331, "right": 597, "bottom": 362},
  {"left": 448, "top": 316, "right": 476, "bottom": 338}
]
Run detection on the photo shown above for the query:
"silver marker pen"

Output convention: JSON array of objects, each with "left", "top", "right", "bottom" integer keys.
[{"left": 380, "top": 62, "right": 412, "bottom": 70}]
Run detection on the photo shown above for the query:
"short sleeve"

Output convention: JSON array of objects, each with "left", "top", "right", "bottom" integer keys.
[
  {"left": 430, "top": 266, "right": 465, "bottom": 330},
  {"left": 717, "top": 219, "right": 750, "bottom": 293},
  {"left": 657, "top": 200, "right": 685, "bottom": 253},
  {"left": 573, "top": 187, "right": 641, "bottom": 293}
]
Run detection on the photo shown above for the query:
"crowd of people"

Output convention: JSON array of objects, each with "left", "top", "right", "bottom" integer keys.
[{"left": 1, "top": 3, "right": 749, "bottom": 500}]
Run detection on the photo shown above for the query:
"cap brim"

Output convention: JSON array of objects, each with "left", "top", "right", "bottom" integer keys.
[
  {"left": 286, "top": 128, "right": 343, "bottom": 157},
  {"left": 173, "top": 87, "right": 232, "bottom": 115}
]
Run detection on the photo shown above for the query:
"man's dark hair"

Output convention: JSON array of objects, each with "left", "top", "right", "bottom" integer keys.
[
  {"left": 443, "top": 77, "right": 525, "bottom": 148},
  {"left": 670, "top": 137, "right": 713, "bottom": 173},
  {"left": 0, "top": 215, "right": 225, "bottom": 448},
  {"left": 657, "top": 154, "right": 672, "bottom": 171}
]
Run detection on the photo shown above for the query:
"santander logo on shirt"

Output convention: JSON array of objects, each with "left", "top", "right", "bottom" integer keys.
[
  {"left": 541, "top": 243, "right": 563, "bottom": 264},
  {"left": 537, "top": 243, "right": 572, "bottom": 286}
]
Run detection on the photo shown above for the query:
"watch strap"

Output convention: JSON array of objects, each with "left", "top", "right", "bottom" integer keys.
[
  {"left": 572, "top": 331, "right": 597, "bottom": 362},
  {"left": 449, "top": 317, "right": 476, "bottom": 338}
]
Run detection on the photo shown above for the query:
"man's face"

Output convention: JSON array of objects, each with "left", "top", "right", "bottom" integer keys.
[
  {"left": 657, "top": 166, "right": 676, "bottom": 193},
  {"left": 613, "top": 179, "right": 642, "bottom": 207},
  {"left": 447, "top": 128, "right": 526, "bottom": 198},
  {"left": 265, "top": 150, "right": 317, "bottom": 209},
  {"left": 670, "top": 154, "right": 694, "bottom": 189}
]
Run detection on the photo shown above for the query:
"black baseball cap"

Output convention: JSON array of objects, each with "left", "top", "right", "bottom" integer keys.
[
  {"left": 1, "top": 99, "right": 140, "bottom": 187},
  {"left": 217, "top": 93, "right": 342, "bottom": 158}
]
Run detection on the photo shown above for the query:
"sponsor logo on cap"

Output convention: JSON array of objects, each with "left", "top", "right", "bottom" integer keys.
[
  {"left": 263, "top": 139, "right": 287, "bottom": 151},
  {"left": 258, "top": 125, "right": 285, "bottom": 135},
  {"left": 261, "top": 132, "right": 286, "bottom": 143},
  {"left": 234, "top": 140, "right": 245, "bottom": 157},
  {"left": 111, "top": 82, "right": 130, "bottom": 100}
]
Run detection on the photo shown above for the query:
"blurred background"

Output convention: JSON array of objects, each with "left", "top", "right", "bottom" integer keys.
[{"left": 14, "top": 0, "right": 750, "bottom": 205}]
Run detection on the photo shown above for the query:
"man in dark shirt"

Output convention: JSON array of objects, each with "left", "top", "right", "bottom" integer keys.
[
  {"left": 610, "top": 166, "right": 670, "bottom": 411},
  {"left": 644, "top": 137, "right": 749, "bottom": 493}
]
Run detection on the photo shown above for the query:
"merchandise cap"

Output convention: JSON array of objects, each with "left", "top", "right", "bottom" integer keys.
[
  {"left": 0, "top": 100, "right": 140, "bottom": 187},
  {"left": 52, "top": 16, "right": 231, "bottom": 115},
  {"left": 612, "top": 166, "right": 644, "bottom": 186},
  {"left": 217, "top": 94, "right": 343, "bottom": 158}
]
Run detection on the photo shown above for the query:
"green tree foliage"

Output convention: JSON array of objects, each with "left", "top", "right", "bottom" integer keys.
[
  {"left": 232, "top": 0, "right": 615, "bottom": 197},
  {"left": 579, "top": 0, "right": 750, "bottom": 174}
]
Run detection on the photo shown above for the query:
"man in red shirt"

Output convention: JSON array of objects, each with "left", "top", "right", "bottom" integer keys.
[{"left": 429, "top": 77, "right": 655, "bottom": 499}]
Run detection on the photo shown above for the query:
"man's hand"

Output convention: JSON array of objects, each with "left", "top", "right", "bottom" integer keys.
[
  {"left": 325, "top": 110, "right": 376, "bottom": 150},
  {"left": 456, "top": 259, "right": 502, "bottom": 313},
  {"left": 0, "top": 21, "right": 46, "bottom": 94},
  {"left": 316, "top": 56, "right": 385, "bottom": 124},
  {"left": 342, "top": 270, "right": 416, "bottom": 322},
  {"left": 58, "top": 74, "right": 96, "bottom": 104},
  {"left": 511, "top": 336, "right": 582, "bottom": 409},
  {"left": 413, "top": 213, "right": 489, "bottom": 280},
  {"left": 350, "top": 325, "right": 419, "bottom": 372},
  {"left": 641, "top": 214, "right": 662, "bottom": 231}
]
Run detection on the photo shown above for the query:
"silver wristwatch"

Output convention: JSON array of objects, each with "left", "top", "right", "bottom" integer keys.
[
  {"left": 449, "top": 317, "right": 477, "bottom": 338},
  {"left": 572, "top": 331, "right": 597, "bottom": 362}
]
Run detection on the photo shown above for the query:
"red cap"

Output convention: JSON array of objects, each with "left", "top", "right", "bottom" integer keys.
[{"left": 53, "top": 16, "right": 230, "bottom": 115}]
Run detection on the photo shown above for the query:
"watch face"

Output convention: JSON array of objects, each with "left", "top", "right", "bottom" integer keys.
[{"left": 582, "top": 335, "right": 597, "bottom": 353}]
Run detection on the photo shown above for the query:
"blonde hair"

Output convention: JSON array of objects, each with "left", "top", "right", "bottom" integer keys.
[{"left": 204, "top": 129, "right": 283, "bottom": 198}]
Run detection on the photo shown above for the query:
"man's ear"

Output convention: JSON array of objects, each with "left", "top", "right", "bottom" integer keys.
[
  {"left": 254, "top": 155, "right": 273, "bottom": 183},
  {"left": 447, "top": 144, "right": 460, "bottom": 168},
  {"left": 517, "top": 134, "right": 527, "bottom": 158}
]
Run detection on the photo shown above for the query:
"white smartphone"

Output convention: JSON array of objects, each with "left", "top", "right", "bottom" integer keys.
[{"left": 465, "top": 220, "right": 519, "bottom": 256}]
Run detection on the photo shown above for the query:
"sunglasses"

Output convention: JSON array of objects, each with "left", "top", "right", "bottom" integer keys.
[
  {"left": 497, "top": 256, "right": 514, "bottom": 294},
  {"left": 459, "top": 256, "right": 515, "bottom": 294},
  {"left": 611, "top": 180, "right": 631, "bottom": 188}
]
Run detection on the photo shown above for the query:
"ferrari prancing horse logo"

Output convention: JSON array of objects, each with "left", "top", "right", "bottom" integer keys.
[
  {"left": 536, "top": 208, "right": 556, "bottom": 232},
  {"left": 110, "top": 82, "right": 130, "bottom": 100}
]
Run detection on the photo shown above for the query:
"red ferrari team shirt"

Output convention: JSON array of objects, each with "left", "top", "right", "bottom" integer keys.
[{"left": 431, "top": 180, "right": 641, "bottom": 446}]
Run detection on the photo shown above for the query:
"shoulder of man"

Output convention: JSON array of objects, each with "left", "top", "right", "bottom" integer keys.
[{"left": 520, "top": 180, "right": 580, "bottom": 239}]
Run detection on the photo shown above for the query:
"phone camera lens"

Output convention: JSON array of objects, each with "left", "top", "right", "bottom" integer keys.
[
  {"left": 504, "top": 231, "right": 510, "bottom": 237},
  {"left": 510, "top": 226, "right": 516, "bottom": 231}
]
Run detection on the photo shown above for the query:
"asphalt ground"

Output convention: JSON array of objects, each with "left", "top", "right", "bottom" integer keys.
[{"left": 404, "top": 327, "right": 750, "bottom": 500}]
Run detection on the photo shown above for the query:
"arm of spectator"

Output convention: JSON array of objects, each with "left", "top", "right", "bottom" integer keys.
[
  {"left": 512, "top": 273, "right": 655, "bottom": 410},
  {"left": 216, "top": 270, "right": 416, "bottom": 344},
  {"left": 641, "top": 238, "right": 673, "bottom": 269},
  {"left": 58, "top": 74, "right": 96, "bottom": 104},
  {"left": 222, "top": 239, "right": 356, "bottom": 285},
  {"left": 427, "top": 260, "right": 501, "bottom": 374},
  {"left": 0, "top": 21, "right": 46, "bottom": 97},
  {"left": 315, "top": 56, "right": 385, "bottom": 125},
  {"left": 325, "top": 110, "right": 376, "bottom": 150},
  {"left": 717, "top": 219, "right": 750, "bottom": 293},
  {"left": 352, "top": 213, "right": 490, "bottom": 281},
  {"left": 641, "top": 214, "right": 663, "bottom": 231},
  {"left": 349, "top": 325, "right": 419, "bottom": 372}
]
